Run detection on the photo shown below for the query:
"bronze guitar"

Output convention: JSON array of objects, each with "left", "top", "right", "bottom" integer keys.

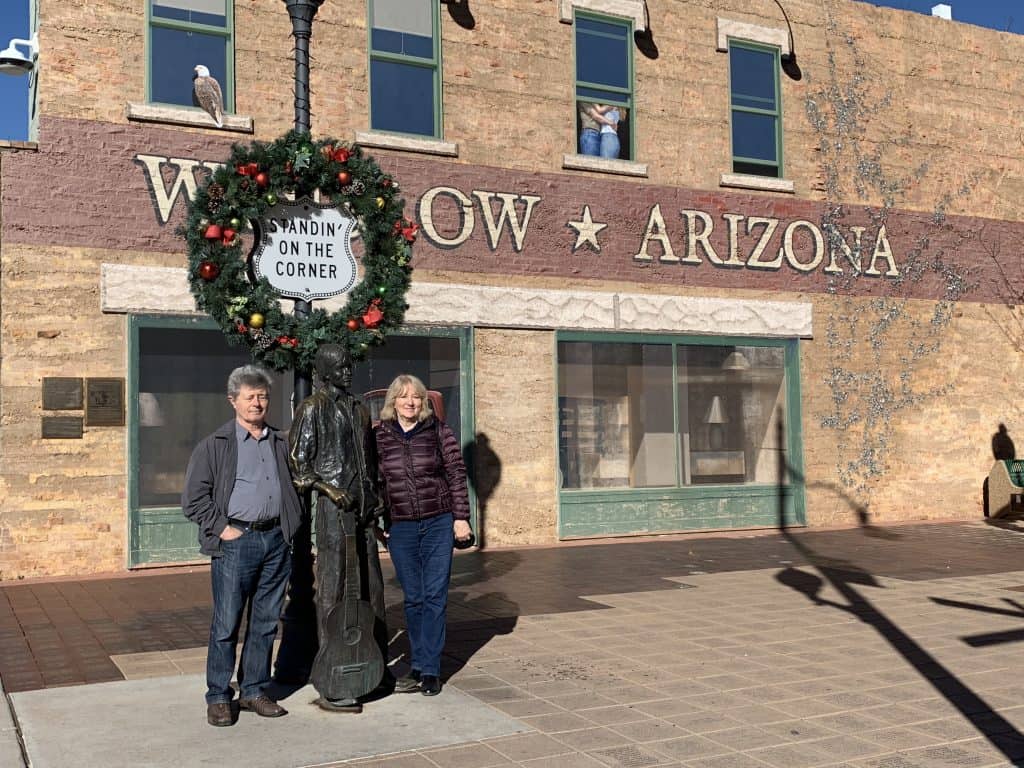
[{"left": 310, "top": 518, "right": 384, "bottom": 702}]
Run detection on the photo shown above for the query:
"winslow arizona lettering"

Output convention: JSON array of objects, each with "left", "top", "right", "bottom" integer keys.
[{"left": 136, "top": 154, "right": 899, "bottom": 278}]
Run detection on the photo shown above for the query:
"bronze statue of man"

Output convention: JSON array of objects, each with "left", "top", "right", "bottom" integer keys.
[{"left": 288, "top": 344, "right": 387, "bottom": 712}]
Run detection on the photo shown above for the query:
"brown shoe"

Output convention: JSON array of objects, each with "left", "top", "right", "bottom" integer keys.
[
  {"left": 207, "top": 702, "right": 234, "bottom": 727},
  {"left": 239, "top": 694, "right": 287, "bottom": 717}
]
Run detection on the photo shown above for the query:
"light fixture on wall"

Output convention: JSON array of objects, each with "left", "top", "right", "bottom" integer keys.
[
  {"left": 721, "top": 350, "right": 750, "bottom": 371},
  {"left": 768, "top": 0, "right": 802, "bottom": 80},
  {"left": 0, "top": 34, "right": 37, "bottom": 76}
]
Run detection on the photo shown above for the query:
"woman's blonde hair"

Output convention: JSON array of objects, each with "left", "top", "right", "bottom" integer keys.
[{"left": 380, "top": 374, "right": 433, "bottom": 422}]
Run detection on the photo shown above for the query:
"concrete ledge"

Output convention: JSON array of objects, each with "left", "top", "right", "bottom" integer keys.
[
  {"left": 562, "top": 154, "right": 648, "bottom": 178},
  {"left": 716, "top": 17, "right": 790, "bottom": 55},
  {"left": 558, "top": 0, "right": 647, "bottom": 30},
  {"left": 100, "top": 264, "right": 813, "bottom": 338},
  {"left": 0, "top": 139, "right": 38, "bottom": 152},
  {"left": 720, "top": 172, "right": 795, "bottom": 194},
  {"left": 355, "top": 131, "right": 458, "bottom": 157},
  {"left": 126, "top": 103, "right": 254, "bottom": 133}
]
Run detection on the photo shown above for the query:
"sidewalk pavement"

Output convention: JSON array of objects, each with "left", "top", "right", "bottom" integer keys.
[{"left": 6, "top": 519, "right": 1024, "bottom": 767}]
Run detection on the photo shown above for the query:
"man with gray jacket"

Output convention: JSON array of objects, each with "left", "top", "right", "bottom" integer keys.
[{"left": 183, "top": 365, "right": 303, "bottom": 727}]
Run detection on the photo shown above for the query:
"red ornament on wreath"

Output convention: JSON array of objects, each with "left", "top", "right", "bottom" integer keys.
[
  {"left": 337, "top": 170, "right": 351, "bottom": 186},
  {"left": 198, "top": 261, "right": 220, "bottom": 281},
  {"left": 346, "top": 318, "right": 360, "bottom": 331},
  {"left": 362, "top": 298, "right": 384, "bottom": 329},
  {"left": 255, "top": 172, "right": 269, "bottom": 188}
]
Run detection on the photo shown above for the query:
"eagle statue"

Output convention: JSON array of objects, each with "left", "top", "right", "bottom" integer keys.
[{"left": 192, "top": 65, "right": 224, "bottom": 127}]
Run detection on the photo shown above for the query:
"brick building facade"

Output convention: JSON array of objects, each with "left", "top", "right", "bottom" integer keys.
[{"left": 2, "top": 0, "right": 1023, "bottom": 578}]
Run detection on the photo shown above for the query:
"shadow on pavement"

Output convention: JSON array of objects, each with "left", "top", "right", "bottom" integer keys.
[{"left": 772, "top": 417, "right": 1024, "bottom": 763}]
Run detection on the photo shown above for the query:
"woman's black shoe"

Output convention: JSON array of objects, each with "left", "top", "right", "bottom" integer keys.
[{"left": 420, "top": 675, "right": 441, "bottom": 696}]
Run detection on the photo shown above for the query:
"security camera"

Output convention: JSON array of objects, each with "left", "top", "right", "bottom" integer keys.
[{"left": 0, "top": 36, "right": 38, "bottom": 76}]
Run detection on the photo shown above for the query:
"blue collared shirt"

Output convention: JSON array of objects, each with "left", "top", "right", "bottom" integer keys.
[{"left": 227, "top": 423, "right": 281, "bottom": 522}]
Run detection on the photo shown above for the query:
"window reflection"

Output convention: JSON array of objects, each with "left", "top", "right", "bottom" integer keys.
[{"left": 557, "top": 341, "right": 788, "bottom": 490}]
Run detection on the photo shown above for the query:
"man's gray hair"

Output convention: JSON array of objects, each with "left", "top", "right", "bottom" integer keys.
[{"left": 227, "top": 365, "right": 273, "bottom": 398}]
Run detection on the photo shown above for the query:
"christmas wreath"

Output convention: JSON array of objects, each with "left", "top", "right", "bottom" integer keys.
[{"left": 182, "top": 130, "right": 417, "bottom": 372}]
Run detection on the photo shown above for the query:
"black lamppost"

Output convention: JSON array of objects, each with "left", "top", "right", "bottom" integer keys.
[{"left": 274, "top": 0, "right": 326, "bottom": 686}]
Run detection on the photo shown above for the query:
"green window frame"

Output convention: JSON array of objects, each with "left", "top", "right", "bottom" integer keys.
[
  {"left": 728, "top": 39, "right": 782, "bottom": 178},
  {"left": 146, "top": 0, "right": 235, "bottom": 113},
  {"left": 367, "top": 0, "right": 442, "bottom": 138},
  {"left": 127, "top": 315, "right": 475, "bottom": 567},
  {"left": 573, "top": 10, "right": 635, "bottom": 161},
  {"left": 555, "top": 331, "right": 805, "bottom": 538}
]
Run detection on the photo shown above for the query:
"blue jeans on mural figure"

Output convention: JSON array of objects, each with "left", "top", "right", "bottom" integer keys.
[
  {"left": 388, "top": 513, "right": 454, "bottom": 677},
  {"left": 599, "top": 131, "right": 620, "bottom": 159},
  {"left": 579, "top": 128, "right": 600, "bottom": 156},
  {"left": 206, "top": 526, "right": 291, "bottom": 704}
]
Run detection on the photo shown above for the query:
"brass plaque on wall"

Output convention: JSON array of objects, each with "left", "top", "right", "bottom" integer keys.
[
  {"left": 42, "top": 377, "right": 83, "bottom": 410},
  {"left": 42, "top": 416, "right": 84, "bottom": 439},
  {"left": 86, "top": 378, "right": 125, "bottom": 427}
]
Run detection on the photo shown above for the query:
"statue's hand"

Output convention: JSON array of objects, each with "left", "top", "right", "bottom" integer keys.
[{"left": 316, "top": 482, "right": 350, "bottom": 508}]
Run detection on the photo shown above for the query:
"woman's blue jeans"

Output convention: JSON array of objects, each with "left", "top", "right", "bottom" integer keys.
[
  {"left": 600, "top": 131, "right": 621, "bottom": 159},
  {"left": 206, "top": 526, "right": 291, "bottom": 704},
  {"left": 388, "top": 513, "right": 454, "bottom": 677}
]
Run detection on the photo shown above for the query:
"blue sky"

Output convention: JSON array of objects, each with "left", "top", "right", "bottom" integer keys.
[
  {"left": 0, "top": 0, "right": 30, "bottom": 141},
  {"left": 0, "top": 0, "right": 1018, "bottom": 141},
  {"left": 857, "top": 0, "right": 1021, "bottom": 33}
]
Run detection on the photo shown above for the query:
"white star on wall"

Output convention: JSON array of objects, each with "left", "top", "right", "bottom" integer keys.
[{"left": 567, "top": 205, "right": 608, "bottom": 252}]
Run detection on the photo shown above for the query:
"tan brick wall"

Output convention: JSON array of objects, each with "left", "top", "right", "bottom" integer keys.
[
  {"left": 473, "top": 328, "right": 558, "bottom": 546},
  {"left": 37, "top": 0, "right": 1024, "bottom": 221},
  {"left": 0, "top": 243, "right": 163, "bottom": 578}
]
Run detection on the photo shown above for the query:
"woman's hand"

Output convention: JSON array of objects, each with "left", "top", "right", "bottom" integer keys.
[{"left": 453, "top": 519, "right": 473, "bottom": 543}]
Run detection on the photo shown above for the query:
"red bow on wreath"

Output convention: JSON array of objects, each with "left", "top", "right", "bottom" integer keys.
[
  {"left": 392, "top": 218, "right": 419, "bottom": 243},
  {"left": 362, "top": 298, "right": 384, "bottom": 329},
  {"left": 236, "top": 162, "right": 260, "bottom": 177}
]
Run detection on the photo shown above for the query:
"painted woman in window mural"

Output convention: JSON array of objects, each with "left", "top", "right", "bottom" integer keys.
[{"left": 577, "top": 101, "right": 626, "bottom": 159}]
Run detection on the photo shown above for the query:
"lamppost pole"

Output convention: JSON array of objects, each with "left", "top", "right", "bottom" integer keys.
[{"left": 275, "top": 0, "right": 326, "bottom": 686}]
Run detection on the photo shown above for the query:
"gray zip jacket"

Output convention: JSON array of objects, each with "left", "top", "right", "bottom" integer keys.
[{"left": 182, "top": 419, "right": 303, "bottom": 556}]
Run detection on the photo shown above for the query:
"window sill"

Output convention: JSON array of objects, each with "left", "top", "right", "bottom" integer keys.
[
  {"left": 562, "top": 154, "right": 648, "bottom": 178},
  {"left": 355, "top": 131, "right": 458, "bottom": 157},
  {"left": 719, "top": 172, "right": 794, "bottom": 194},
  {"left": 126, "top": 103, "right": 254, "bottom": 133},
  {"left": 0, "top": 139, "right": 39, "bottom": 152}
]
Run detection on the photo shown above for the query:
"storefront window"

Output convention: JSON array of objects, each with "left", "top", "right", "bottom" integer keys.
[
  {"left": 558, "top": 339, "right": 789, "bottom": 490},
  {"left": 136, "top": 326, "right": 292, "bottom": 508}
]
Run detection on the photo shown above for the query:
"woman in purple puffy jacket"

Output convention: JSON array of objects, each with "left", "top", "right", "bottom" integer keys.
[{"left": 375, "top": 374, "right": 472, "bottom": 696}]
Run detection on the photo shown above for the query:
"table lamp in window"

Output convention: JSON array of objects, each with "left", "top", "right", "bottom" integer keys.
[{"left": 704, "top": 395, "right": 727, "bottom": 451}]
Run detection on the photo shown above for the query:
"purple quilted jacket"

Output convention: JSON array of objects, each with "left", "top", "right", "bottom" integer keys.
[{"left": 374, "top": 417, "right": 471, "bottom": 525}]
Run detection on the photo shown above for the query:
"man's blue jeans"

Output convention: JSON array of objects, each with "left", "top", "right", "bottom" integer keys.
[
  {"left": 579, "top": 128, "right": 600, "bottom": 156},
  {"left": 388, "top": 513, "right": 454, "bottom": 677},
  {"left": 206, "top": 526, "right": 291, "bottom": 704}
]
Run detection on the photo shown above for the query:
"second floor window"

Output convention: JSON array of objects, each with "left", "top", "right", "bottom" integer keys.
[
  {"left": 574, "top": 13, "right": 633, "bottom": 161},
  {"left": 729, "top": 40, "right": 781, "bottom": 178},
  {"left": 149, "top": 0, "right": 233, "bottom": 111},
  {"left": 369, "top": 0, "right": 440, "bottom": 138}
]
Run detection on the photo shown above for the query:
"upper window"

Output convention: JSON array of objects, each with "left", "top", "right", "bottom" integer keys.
[
  {"left": 369, "top": 0, "right": 441, "bottom": 138},
  {"left": 148, "top": 0, "right": 234, "bottom": 111},
  {"left": 728, "top": 40, "right": 781, "bottom": 178},
  {"left": 574, "top": 13, "right": 633, "bottom": 161}
]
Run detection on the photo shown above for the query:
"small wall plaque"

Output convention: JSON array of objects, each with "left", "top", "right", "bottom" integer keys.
[
  {"left": 42, "top": 378, "right": 83, "bottom": 410},
  {"left": 86, "top": 378, "right": 125, "bottom": 427},
  {"left": 42, "top": 416, "right": 84, "bottom": 439}
]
